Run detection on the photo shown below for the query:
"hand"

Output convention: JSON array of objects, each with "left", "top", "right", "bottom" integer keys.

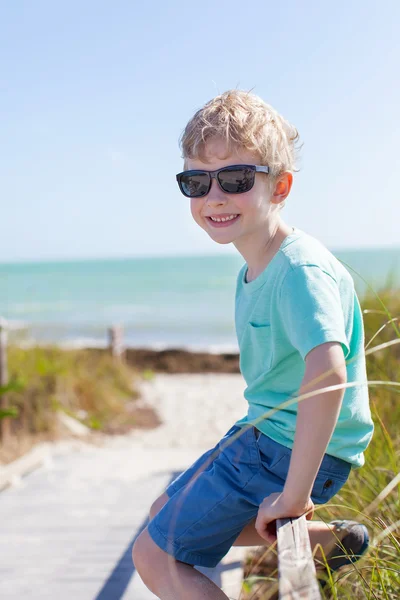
[{"left": 255, "top": 492, "right": 315, "bottom": 545}]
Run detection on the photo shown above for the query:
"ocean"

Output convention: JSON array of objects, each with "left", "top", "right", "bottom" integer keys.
[{"left": 0, "top": 247, "right": 399, "bottom": 352}]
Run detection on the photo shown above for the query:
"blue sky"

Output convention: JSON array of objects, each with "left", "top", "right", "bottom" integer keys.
[{"left": 0, "top": 0, "right": 399, "bottom": 262}]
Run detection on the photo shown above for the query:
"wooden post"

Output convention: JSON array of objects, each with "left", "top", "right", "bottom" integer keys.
[
  {"left": 108, "top": 325, "right": 125, "bottom": 361},
  {"left": 0, "top": 317, "right": 11, "bottom": 443},
  {"left": 276, "top": 515, "right": 322, "bottom": 599}
]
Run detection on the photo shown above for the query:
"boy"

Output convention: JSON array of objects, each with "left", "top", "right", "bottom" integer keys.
[{"left": 132, "top": 90, "right": 374, "bottom": 600}]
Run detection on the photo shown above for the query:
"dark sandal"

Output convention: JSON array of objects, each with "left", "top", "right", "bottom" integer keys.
[{"left": 318, "top": 520, "right": 369, "bottom": 588}]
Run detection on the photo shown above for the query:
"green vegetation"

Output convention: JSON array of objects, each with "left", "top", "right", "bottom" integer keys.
[
  {"left": 1, "top": 347, "right": 140, "bottom": 438},
  {"left": 142, "top": 368, "right": 155, "bottom": 381},
  {"left": 243, "top": 286, "right": 400, "bottom": 598}
]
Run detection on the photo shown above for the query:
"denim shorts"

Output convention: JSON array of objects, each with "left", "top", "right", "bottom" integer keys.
[{"left": 147, "top": 424, "right": 351, "bottom": 568}]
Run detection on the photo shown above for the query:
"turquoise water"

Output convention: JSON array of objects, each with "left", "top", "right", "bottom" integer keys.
[{"left": 0, "top": 248, "right": 399, "bottom": 351}]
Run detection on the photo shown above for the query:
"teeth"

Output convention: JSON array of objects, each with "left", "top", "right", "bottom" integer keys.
[{"left": 210, "top": 214, "right": 238, "bottom": 222}]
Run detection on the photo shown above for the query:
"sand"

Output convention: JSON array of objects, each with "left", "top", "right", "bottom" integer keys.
[
  {"left": 127, "top": 373, "right": 248, "bottom": 448},
  {"left": 7, "top": 373, "right": 250, "bottom": 486},
  {"left": 96, "top": 373, "right": 250, "bottom": 483}
]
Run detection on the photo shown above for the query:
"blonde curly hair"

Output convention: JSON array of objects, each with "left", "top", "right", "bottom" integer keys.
[{"left": 179, "top": 90, "right": 301, "bottom": 206}]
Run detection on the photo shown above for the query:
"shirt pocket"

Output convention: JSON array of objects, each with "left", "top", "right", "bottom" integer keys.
[{"left": 240, "top": 322, "right": 274, "bottom": 382}]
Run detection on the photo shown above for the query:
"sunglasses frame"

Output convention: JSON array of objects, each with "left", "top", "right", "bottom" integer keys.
[{"left": 176, "top": 164, "right": 270, "bottom": 198}]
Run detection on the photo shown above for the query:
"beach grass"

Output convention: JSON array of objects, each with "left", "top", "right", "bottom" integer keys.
[
  {"left": 0, "top": 346, "right": 148, "bottom": 463},
  {"left": 242, "top": 286, "right": 400, "bottom": 598}
]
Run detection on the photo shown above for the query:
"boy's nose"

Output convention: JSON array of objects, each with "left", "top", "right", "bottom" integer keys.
[{"left": 206, "top": 178, "right": 226, "bottom": 204}]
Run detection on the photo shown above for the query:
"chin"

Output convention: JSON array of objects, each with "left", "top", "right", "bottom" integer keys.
[{"left": 208, "top": 235, "right": 235, "bottom": 245}]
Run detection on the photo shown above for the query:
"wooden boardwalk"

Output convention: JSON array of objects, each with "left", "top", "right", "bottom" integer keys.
[{"left": 0, "top": 442, "right": 246, "bottom": 600}]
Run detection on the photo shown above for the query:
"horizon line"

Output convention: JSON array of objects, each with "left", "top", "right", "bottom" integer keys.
[{"left": 0, "top": 244, "right": 399, "bottom": 266}]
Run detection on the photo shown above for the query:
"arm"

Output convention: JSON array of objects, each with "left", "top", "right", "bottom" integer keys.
[
  {"left": 281, "top": 341, "right": 347, "bottom": 513},
  {"left": 255, "top": 341, "right": 347, "bottom": 541},
  {"left": 255, "top": 267, "right": 351, "bottom": 541}
]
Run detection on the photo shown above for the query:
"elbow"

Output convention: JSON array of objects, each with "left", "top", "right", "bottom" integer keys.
[{"left": 335, "top": 362, "right": 347, "bottom": 385}]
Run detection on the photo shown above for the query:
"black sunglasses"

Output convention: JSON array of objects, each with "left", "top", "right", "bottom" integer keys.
[{"left": 176, "top": 164, "right": 269, "bottom": 198}]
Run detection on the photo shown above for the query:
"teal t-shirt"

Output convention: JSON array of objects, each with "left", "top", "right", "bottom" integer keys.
[{"left": 234, "top": 227, "right": 374, "bottom": 468}]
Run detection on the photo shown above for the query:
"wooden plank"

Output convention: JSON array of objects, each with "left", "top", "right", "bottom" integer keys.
[
  {"left": 108, "top": 325, "right": 125, "bottom": 360},
  {"left": 276, "top": 516, "right": 321, "bottom": 599}
]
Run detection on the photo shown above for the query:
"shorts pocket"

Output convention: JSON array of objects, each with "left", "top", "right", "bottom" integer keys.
[
  {"left": 311, "top": 469, "right": 349, "bottom": 504},
  {"left": 254, "top": 430, "right": 292, "bottom": 473}
]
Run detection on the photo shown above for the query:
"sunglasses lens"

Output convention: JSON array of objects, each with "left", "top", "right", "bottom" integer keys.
[
  {"left": 218, "top": 167, "right": 255, "bottom": 193},
  {"left": 179, "top": 172, "right": 210, "bottom": 197}
]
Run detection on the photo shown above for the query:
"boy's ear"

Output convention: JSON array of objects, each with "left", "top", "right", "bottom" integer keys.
[{"left": 271, "top": 172, "right": 293, "bottom": 204}]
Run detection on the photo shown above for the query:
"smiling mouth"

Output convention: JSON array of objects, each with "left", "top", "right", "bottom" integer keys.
[{"left": 206, "top": 214, "right": 240, "bottom": 227}]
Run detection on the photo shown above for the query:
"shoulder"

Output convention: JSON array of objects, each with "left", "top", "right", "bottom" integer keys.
[{"left": 279, "top": 229, "right": 354, "bottom": 291}]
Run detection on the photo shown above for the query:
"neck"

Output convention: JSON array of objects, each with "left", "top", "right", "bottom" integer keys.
[{"left": 234, "top": 218, "right": 294, "bottom": 282}]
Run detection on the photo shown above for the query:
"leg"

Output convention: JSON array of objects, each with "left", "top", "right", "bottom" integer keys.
[
  {"left": 233, "top": 517, "right": 353, "bottom": 563},
  {"left": 132, "top": 528, "right": 230, "bottom": 600},
  {"left": 151, "top": 493, "right": 358, "bottom": 564},
  {"left": 138, "top": 426, "right": 354, "bottom": 597},
  {"left": 133, "top": 427, "right": 253, "bottom": 598},
  {"left": 151, "top": 496, "right": 348, "bottom": 557},
  {"left": 149, "top": 493, "right": 341, "bottom": 569}
]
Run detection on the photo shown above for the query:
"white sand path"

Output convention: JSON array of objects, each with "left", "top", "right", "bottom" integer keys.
[
  {"left": 124, "top": 373, "right": 248, "bottom": 448},
  {"left": 0, "top": 374, "right": 251, "bottom": 600},
  {"left": 94, "top": 372, "right": 249, "bottom": 484}
]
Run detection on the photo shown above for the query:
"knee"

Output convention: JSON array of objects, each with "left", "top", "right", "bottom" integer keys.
[
  {"left": 132, "top": 493, "right": 170, "bottom": 578},
  {"left": 149, "top": 492, "right": 169, "bottom": 521},
  {"left": 132, "top": 528, "right": 156, "bottom": 579},
  {"left": 132, "top": 526, "right": 176, "bottom": 588}
]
